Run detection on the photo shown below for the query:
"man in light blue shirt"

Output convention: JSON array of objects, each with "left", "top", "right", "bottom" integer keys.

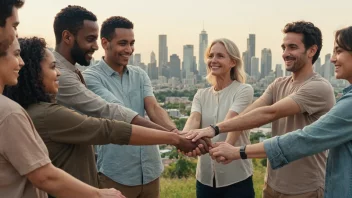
[{"left": 83, "top": 16, "right": 178, "bottom": 198}]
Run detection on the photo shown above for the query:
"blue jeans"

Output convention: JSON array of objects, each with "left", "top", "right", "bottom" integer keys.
[{"left": 196, "top": 176, "right": 255, "bottom": 198}]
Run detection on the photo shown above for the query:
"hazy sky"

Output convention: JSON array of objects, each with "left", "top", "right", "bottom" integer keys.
[{"left": 18, "top": 0, "right": 351, "bottom": 69}]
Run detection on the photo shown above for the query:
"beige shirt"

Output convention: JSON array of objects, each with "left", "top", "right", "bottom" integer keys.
[
  {"left": 0, "top": 95, "right": 50, "bottom": 198},
  {"left": 26, "top": 102, "right": 132, "bottom": 187},
  {"left": 191, "top": 81, "right": 254, "bottom": 187},
  {"left": 53, "top": 51, "right": 138, "bottom": 123},
  {"left": 261, "top": 73, "right": 335, "bottom": 194}
]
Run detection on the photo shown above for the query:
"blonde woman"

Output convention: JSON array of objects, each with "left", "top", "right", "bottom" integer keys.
[{"left": 183, "top": 38, "right": 255, "bottom": 197}]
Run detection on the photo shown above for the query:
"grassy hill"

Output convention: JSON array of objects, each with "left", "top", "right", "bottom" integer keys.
[{"left": 160, "top": 158, "right": 266, "bottom": 198}]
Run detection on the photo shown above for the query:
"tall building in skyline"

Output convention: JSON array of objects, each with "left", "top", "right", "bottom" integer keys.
[
  {"left": 183, "top": 45, "right": 194, "bottom": 77},
  {"left": 250, "top": 57, "right": 260, "bottom": 80},
  {"left": 323, "top": 53, "right": 333, "bottom": 80},
  {"left": 260, "top": 48, "right": 272, "bottom": 79},
  {"left": 134, "top": 53, "right": 141, "bottom": 66},
  {"left": 275, "top": 64, "right": 283, "bottom": 78},
  {"left": 150, "top": 51, "right": 156, "bottom": 64},
  {"left": 169, "top": 54, "right": 181, "bottom": 79},
  {"left": 243, "top": 34, "right": 256, "bottom": 76},
  {"left": 198, "top": 29, "right": 208, "bottom": 77},
  {"left": 158, "top": 35, "right": 168, "bottom": 76}
]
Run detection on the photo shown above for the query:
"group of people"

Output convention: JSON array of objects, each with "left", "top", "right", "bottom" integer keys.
[{"left": 0, "top": 1, "right": 352, "bottom": 198}]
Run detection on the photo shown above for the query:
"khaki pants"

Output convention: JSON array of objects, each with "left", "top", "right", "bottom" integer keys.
[
  {"left": 263, "top": 183, "right": 324, "bottom": 198},
  {"left": 98, "top": 173, "right": 160, "bottom": 198}
]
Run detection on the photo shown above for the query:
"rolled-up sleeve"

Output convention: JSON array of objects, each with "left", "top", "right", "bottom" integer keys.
[
  {"left": 264, "top": 92, "right": 352, "bottom": 169},
  {"left": 56, "top": 69, "right": 138, "bottom": 123},
  {"left": 44, "top": 103, "right": 132, "bottom": 145}
]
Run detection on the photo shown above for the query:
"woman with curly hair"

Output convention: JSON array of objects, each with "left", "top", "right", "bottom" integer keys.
[
  {"left": 0, "top": 39, "right": 125, "bottom": 198},
  {"left": 4, "top": 37, "right": 207, "bottom": 196}
]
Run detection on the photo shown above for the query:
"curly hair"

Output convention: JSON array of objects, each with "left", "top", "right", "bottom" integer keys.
[
  {"left": 54, "top": 5, "right": 97, "bottom": 44},
  {"left": 4, "top": 37, "right": 51, "bottom": 108},
  {"left": 100, "top": 16, "right": 134, "bottom": 41},
  {"left": 0, "top": 0, "right": 24, "bottom": 27},
  {"left": 283, "top": 21, "right": 322, "bottom": 64},
  {"left": 335, "top": 26, "right": 352, "bottom": 52}
]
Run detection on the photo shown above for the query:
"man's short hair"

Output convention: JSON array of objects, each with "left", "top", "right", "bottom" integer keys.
[
  {"left": 0, "top": 0, "right": 24, "bottom": 27},
  {"left": 53, "top": 5, "right": 97, "bottom": 44},
  {"left": 283, "top": 21, "right": 322, "bottom": 64},
  {"left": 100, "top": 16, "right": 134, "bottom": 41}
]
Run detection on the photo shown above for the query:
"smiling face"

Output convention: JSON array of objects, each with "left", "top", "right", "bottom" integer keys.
[
  {"left": 41, "top": 49, "right": 61, "bottom": 94},
  {"left": 0, "top": 38, "right": 24, "bottom": 91},
  {"left": 281, "top": 32, "right": 310, "bottom": 72},
  {"left": 102, "top": 28, "right": 135, "bottom": 68},
  {"left": 331, "top": 42, "right": 352, "bottom": 83},
  {"left": 70, "top": 20, "right": 99, "bottom": 66},
  {"left": 206, "top": 42, "right": 236, "bottom": 79}
]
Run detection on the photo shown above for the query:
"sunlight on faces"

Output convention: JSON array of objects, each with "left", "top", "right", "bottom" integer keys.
[
  {"left": 207, "top": 42, "right": 236, "bottom": 78},
  {"left": 69, "top": 20, "right": 99, "bottom": 66},
  {"left": 103, "top": 28, "right": 135, "bottom": 67},
  {"left": 0, "top": 39, "right": 24, "bottom": 87},
  {"left": 0, "top": 7, "right": 19, "bottom": 53},
  {"left": 281, "top": 33, "right": 310, "bottom": 72},
  {"left": 332, "top": 42, "right": 352, "bottom": 83},
  {"left": 41, "top": 49, "right": 61, "bottom": 94}
]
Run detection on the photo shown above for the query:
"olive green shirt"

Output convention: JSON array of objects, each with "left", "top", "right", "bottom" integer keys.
[{"left": 26, "top": 102, "right": 132, "bottom": 187}]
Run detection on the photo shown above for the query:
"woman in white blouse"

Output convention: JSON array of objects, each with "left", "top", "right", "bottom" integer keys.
[{"left": 183, "top": 38, "right": 255, "bottom": 197}]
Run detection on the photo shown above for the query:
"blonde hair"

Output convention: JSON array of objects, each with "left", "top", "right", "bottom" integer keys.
[{"left": 205, "top": 38, "right": 246, "bottom": 85}]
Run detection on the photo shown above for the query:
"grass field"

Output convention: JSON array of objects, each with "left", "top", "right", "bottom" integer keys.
[{"left": 160, "top": 159, "right": 266, "bottom": 198}]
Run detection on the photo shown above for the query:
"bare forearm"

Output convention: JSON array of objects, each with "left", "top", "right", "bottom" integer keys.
[
  {"left": 29, "top": 164, "right": 99, "bottom": 198},
  {"left": 218, "top": 107, "right": 275, "bottom": 133},
  {"left": 245, "top": 142, "right": 267, "bottom": 158},
  {"left": 183, "top": 116, "right": 201, "bottom": 131},
  {"left": 131, "top": 115, "right": 168, "bottom": 131},
  {"left": 148, "top": 106, "right": 176, "bottom": 131},
  {"left": 225, "top": 132, "right": 241, "bottom": 145},
  {"left": 129, "top": 125, "right": 179, "bottom": 145}
]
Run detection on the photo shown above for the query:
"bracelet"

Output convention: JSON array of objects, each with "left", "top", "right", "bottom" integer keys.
[{"left": 209, "top": 124, "right": 220, "bottom": 136}]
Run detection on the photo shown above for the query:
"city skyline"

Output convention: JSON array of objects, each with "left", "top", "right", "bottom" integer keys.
[{"left": 18, "top": 0, "right": 351, "bottom": 71}]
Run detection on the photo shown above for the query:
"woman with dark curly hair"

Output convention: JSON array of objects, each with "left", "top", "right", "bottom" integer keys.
[
  {"left": 0, "top": 39, "right": 125, "bottom": 198},
  {"left": 4, "top": 37, "right": 206, "bottom": 196}
]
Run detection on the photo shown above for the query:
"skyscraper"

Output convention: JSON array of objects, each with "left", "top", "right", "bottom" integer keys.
[
  {"left": 183, "top": 45, "right": 194, "bottom": 76},
  {"left": 243, "top": 34, "right": 256, "bottom": 76},
  {"left": 250, "top": 57, "right": 260, "bottom": 80},
  {"left": 128, "top": 54, "right": 134, "bottom": 65},
  {"left": 275, "top": 64, "right": 283, "bottom": 78},
  {"left": 158, "top": 35, "right": 168, "bottom": 76},
  {"left": 198, "top": 29, "right": 208, "bottom": 77},
  {"left": 314, "top": 57, "right": 322, "bottom": 76},
  {"left": 134, "top": 53, "right": 141, "bottom": 66},
  {"left": 169, "top": 54, "right": 181, "bottom": 79},
  {"left": 323, "top": 53, "right": 333, "bottom": 80},
  {"left": 260, "top": 48, "right": 272, "bottom": 79},
  {"left": 150, "top": 51, "right": 156, "bottom": 64}
]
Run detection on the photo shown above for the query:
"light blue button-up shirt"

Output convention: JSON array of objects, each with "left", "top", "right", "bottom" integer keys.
[
  {"left": 264, "top": 84, "right": 352, "bottom": 198},
  {"left": 83, "top": 59, "right": 163, "bottom": 186}
]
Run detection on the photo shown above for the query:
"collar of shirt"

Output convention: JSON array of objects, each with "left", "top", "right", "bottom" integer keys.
[
  {"left": 99, "top": 58, "right": 129, "bottom": 77},
  {"left": 343, "top": 84, "right": 352, "bottom": 95},
  {"left": 53, "top": 51, "right": 77, "bottom": 72}
]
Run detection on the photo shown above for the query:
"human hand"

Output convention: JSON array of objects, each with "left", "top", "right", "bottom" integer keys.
[
  {"left": 98, "top": 188, "right": 126, "bottom": 198},
  {"left": 209, "top": 142, "right": 240, "bottom": 164},
  {"left": 184, "top": 137, "right": 213, "bottom": 157},
  {"left": 184, "top": 127, "right": 216, "bottom": 142},
  {"left": 175, "top": 134, "right": 198, "bottom": 153}
]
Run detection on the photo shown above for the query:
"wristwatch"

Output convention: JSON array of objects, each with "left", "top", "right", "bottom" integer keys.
[
  {"left": 240, "top": 145, "right": 247, "bottom": 159},
  {"left": 209, "top": 124, "right": 220, "bottom": 136}
]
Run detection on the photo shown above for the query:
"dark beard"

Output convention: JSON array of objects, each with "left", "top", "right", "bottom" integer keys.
[{"left": 70, "top": 41, "right": 90, "bottom": 66}]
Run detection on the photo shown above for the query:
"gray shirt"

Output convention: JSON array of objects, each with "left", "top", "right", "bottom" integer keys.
[{"left": 53, "top": 51, "right": 138, "bottom": 123}]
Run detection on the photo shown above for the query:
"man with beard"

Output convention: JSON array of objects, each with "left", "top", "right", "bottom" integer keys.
[
  {"left": 185, "top": 21, "right": 335, "bottom": 198},
  {"left": 82, "top": 16, "right": 178, "bottom": 198},
  {"left": 0, "top": 0, "right": 24, "bottom": 54},
  {"left": 53, "top": 5, "right": 169, "bottom": 133},
  {"left": 52, "top": 5, "right": 208, "bottom": 189}
]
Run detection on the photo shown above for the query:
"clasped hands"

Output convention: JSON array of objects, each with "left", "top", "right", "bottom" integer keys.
[{"left": 174, "top": 127, "right": 242, "bottom": 164}]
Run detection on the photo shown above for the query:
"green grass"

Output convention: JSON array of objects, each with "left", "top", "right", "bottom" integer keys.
[{"left": 160, "top": 159, "right": 266, "bottom": 198}]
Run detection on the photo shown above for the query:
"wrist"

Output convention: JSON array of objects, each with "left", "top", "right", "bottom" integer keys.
[
  {"left": 239, "top": 145, "right": 247, "bottom": 159},
  {"left": 171, "top": 133, "right": 181, "bottom": 146},
  {"left": 209, "top": 125, "right": 220, "bottom": 136}
]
